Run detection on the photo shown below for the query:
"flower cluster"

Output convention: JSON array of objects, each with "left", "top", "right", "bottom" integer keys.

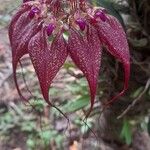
[{"left": 9, "top": 0, "right": 130, "bottom": 117}]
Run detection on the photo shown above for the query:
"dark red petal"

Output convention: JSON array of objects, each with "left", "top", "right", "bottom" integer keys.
[
  {"left": 9, "top": 5, "right": 31, "bottom": 45},
  {"left": 95, "top": 15, "right": 130, "bottom": 105},
  {"left": 9, "top": 5, "right": 41, "bottom": 101},
  {"left": 68, "top": 26, "right": 102, "bottom": 117},
  {"left": 12, "top": 21, "right": 42, "bottom": 101},
  {"left": 10, "top": 10, "right": 32, "bottom": 50},
  {"left": 28, "top": 28, "right": 68, "bottom": 104},
  {"left": 9, "top": 6, "right": 31, "bottom": 101}
]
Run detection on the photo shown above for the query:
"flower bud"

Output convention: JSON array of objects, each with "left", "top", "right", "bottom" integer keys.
[
  {"left": 95, "top": 10, "right": 107, "bottom": 22},
  {"left": 29, "top": 7, "right": 40, "bottom": 19},
  {"left": 76, "top": 18, "right": 86, "bottom": 31},
  {"left": 46, "top": 24, "right": 55, "bottom": 36}
]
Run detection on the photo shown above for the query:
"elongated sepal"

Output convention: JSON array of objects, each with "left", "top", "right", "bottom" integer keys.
[
  {"left": 28, "top": 28, "right": 68, "bottom": 104},
  {"left": 68, "top": 26, "right": 102, "bottom": 117},
  {"left": 9, "top": 5, "right": 41, "bottom": 101},
  {"left": 95, "top": 15, "right": 130, "bottom": 105}
]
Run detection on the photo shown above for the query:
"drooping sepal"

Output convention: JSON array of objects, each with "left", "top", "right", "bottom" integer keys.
[
  {"left": 9, "top": 4, "right": 42, "bottom": 101},
  {"left": 28, "top": 28, "right": 68, "bottom": 104},
  {"left": 95, "top": 15, "right": 130, "bottom": 105},
  {"left": 9, "top": 5, "right": 31, "bottom": 45},
  {"left": 68, "top": 26, "right": 102, "bottom": 117}
]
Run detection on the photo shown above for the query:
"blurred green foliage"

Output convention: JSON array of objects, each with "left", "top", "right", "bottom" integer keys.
[
  {"left": 120, "top": 119, "right": 132, "bottom": 145},
  {"left": 0, "top": 76, "right": 93, "bottom": 149}
]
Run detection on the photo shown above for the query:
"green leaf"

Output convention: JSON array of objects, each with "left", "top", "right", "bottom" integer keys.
[
  {"left": 63, "top": 31, "right": 69, "bottom": 42},
  {"left": 39, "top": 130, "right": 64, "bottom": 148},
  {"left": 81, "top": 119, "right": 93, "bottom": 134},
  {"left": 63, "top": 62, "right": 75, "bottom": 69},
  {"left": 120, "top": 119, "right": 132, "bottom": 145},
  {"left": 27, "top": 138, "right": 35, "bottom": 149},
  {"left": 29, "top": 99, "right": 45, "bottom": 112},
  {"left": 21, "top": 121, "right": 36, "bottom": 133},
  {"left": 66, "top": 78, "right": 88, "bottom": 95},
  {"left": 39, "top": 130, "right": 57, "bottom": 142},
  {"left": 62, "top": 95, "right": 89, "bottom": 113},
  {"left": 131, "top": 87, "right": 144, "bottom": 98},
  {"left": 55, "top": 134, "right": 64, "bottom": 148}
]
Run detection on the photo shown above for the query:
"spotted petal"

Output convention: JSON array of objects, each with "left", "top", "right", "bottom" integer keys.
[
  {"left": 95, "top": 15, "right": 130, "bottom": 105},
  {"left": 28, "top": 28, "right": 68, "bottom": 104},
  {"left": 68, "top": 26, "right": 102, "bottom": 117},
  {"left": 9, "top": 5, "right": 31, "bottom": 46},
  {"left": 9, "top": 5, "right": 41, "bottom": 101}
]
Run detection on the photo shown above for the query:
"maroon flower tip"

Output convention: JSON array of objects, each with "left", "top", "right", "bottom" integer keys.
[
  {"left": 76, "top": 18, "right": 86, "bottom": 31},
  {"left": 95, "top": 10, "right": 107, "bottom": 22},
  {"left": 29, "top": 7, "right": 40, "bottom": 19},
  {"left": 46, "top": 24, "right": 55, "bottom": 36}
]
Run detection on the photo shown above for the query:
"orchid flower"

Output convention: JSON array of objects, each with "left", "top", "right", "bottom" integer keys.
[{"left": 9, "top": 0, "right": 130, "bottom": 117}]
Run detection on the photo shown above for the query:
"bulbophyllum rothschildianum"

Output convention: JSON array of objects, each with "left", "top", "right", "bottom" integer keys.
[{"left": 9, "top": 0, "right": 130, "bottom": 117}]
